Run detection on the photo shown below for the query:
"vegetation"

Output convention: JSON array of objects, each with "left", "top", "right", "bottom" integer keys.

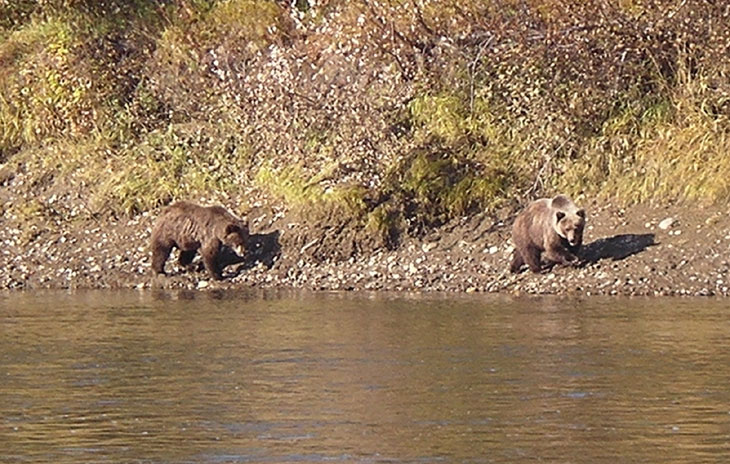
[{"left": 1, "top": 0, "right": 730, "bottom": 243}]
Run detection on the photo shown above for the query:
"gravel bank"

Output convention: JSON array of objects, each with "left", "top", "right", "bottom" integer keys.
[{"left": 2, "top": 201, "right": 730, "bottom": 297}]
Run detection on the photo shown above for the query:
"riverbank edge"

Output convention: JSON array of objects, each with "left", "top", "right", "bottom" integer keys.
[{"left": 2, "top": 199, "right": 730, "bottom": 297}]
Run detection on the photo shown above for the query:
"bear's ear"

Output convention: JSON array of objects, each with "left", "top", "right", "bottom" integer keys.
[
  {"left": 555, "top": 211, "right": 565, "bottom": 222},
  {"left": 225, "top": 224, "right": 241, "bottom": 235},
  {"left": 576, "top": 209, "right": 585, "bottom": 218}
]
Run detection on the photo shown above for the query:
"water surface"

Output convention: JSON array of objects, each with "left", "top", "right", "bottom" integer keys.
[{"left": 2, "top": 291, "right": 730, "bottom": 463}]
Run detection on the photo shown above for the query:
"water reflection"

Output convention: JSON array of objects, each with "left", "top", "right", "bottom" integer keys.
[{"left": 1, "top": 291, "right": 730, "bottom": 463}]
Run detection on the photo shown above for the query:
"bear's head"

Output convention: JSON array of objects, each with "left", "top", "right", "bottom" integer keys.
[
  {"left": 551, "top": 196, "right": 585, "bottom": 248},
  {"left": 223, "top": 221, "right": 249, "bottom": 251}
]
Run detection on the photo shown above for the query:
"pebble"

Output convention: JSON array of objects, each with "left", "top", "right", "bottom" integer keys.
[
  {"left": 422, "top": 243, "right": 437, "bottom": 252},
  {"left": 658, "top": 217, "right": 677, "bottom": 230}
]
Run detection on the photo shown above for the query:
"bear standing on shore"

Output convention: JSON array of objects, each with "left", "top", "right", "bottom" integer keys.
[
  {"left": 150, "top": 201, "right": 249, "bottom": 280},
  {"left": 510, "top": 194, "right": 585, "bottom": 273}
]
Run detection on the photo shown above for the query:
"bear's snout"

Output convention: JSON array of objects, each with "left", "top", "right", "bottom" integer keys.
[
  {"left": 565, "top": 230, "right": 580, "bottom": 247},
  {"left": 233, "top": 243, "right": 247, "bottom": 257}
]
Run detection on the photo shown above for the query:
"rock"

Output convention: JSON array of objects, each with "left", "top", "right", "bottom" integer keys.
[
  {"left": 705, "top": 214, "right": 721, "bottom": 226},
  {"left": 197, "top": 280, "right": 209, "bottom": 289},
  {"left": 658, "top": 217, "right": 677, "bottom": 230}
]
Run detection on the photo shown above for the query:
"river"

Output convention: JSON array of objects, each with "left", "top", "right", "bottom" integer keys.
[{"left": 1, "top": 290, "right": 730, "bottom": 463}]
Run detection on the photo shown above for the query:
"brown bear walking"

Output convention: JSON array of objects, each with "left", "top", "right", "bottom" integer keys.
[
  {"left": 510, "top": 194, "right": 585, "bottom": 273},
  {"left": 150, "top": 201, "right": 249, "bottom": 280}
]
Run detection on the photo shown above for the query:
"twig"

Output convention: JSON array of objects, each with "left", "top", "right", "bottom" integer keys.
[
  {"left": 468, "top": 35, "right": 493, "bottom": 115},
  {"left": 528, "top": 138, "right": 570, "bottom": 196}
]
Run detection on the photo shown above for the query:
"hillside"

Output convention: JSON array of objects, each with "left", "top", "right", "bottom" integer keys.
[{"left": 1, "top": 1, "right": 730, "bottom": 293}]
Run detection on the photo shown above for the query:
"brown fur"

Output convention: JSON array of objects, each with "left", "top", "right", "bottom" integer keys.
[
  {"left": 510, "top": 194, "right": 586, "bottom": 273},
  {"left": 150, "top": 201, "right": 249, "bottom": 280}
]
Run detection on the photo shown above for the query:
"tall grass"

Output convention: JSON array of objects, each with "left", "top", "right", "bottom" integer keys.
[{"left": 559, "top": 51, "right": 730, "bottom": 205}]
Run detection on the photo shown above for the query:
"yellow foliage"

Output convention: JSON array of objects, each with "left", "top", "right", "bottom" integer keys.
[
  {"left": 255, "top": 164, "right": 368, "bottom": 218},
  {"left": 206, "top": 0, "right": 283, "bottom": 43}
]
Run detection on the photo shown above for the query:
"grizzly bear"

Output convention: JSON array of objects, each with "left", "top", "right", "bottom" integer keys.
[
  {"left": 150, "top": 201, "right": 249, "bottom": 280},
  {"left": 510, "top": 194, "right": 585, "bottom": 273}
]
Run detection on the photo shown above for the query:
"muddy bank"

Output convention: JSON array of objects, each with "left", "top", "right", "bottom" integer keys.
[{"left": 2, "top": 200, "right": 730, "bottom": 297}]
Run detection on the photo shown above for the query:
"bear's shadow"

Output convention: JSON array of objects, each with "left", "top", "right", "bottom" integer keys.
[
  {"left": 216, "top": 230, "right": 281, "bottom": 276},
  {"left": 579, "top": 233, "right": 656, "bottom": 264}
]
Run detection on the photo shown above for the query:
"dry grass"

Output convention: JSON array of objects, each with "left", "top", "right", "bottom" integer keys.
[
  {"left": 2, "top": 0, "right": 730, "bottom": 235},
  {"left": 559, "top": 62, "right": 730, "bottom": 206},
  {"left": 255, "top": 164, "right": 368, "bottom": 219}
]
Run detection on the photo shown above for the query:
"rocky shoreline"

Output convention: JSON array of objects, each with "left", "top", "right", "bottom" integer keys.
[{"left": 2, "top": 200, "right": 730, "bottom": 297}]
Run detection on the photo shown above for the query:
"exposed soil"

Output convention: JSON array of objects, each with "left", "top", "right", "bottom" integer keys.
[{"left": 2, "top": 199, "right": 730, "bottom": 297}]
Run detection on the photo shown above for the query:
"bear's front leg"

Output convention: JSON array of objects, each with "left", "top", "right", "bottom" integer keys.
[
  {"left": 510, "top": 251, "right": 525, "bottom": 273},
  {"left": 544, "top": 247, "right": 578, "bottom": 267},
  {"left": 201, "top": 239, "right": 223, "bottom": 280}
]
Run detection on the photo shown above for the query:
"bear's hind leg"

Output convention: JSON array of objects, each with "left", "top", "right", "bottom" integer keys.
[
  {"left": 178, "top": 249, "right": 198, "bottom": 272},
  {"left": 151, "top": 241, "right": 173, "bottom": 275},
  {"left": 524, "top": 245, "right": 543, "bottom": 273}
]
